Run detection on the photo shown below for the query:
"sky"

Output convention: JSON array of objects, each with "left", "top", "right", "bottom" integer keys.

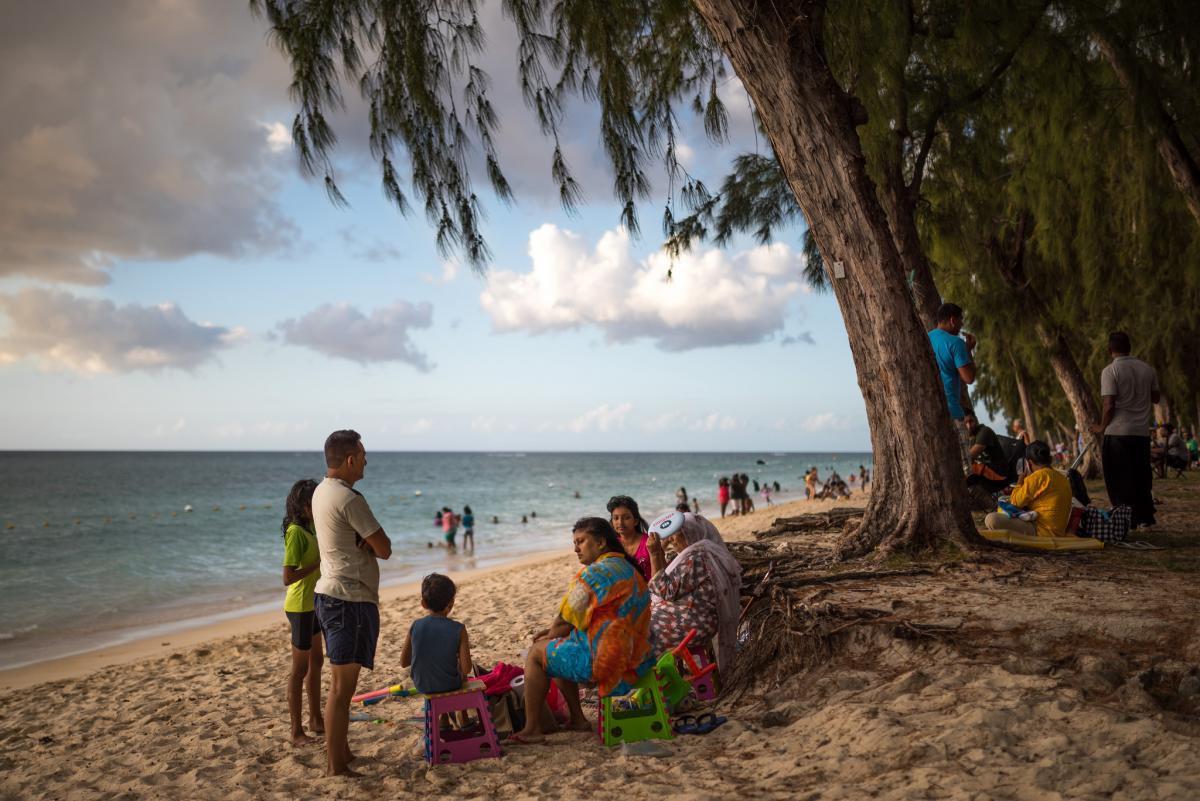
[{"left": 0, "top": 0, "right": 881, "bottom": 452}]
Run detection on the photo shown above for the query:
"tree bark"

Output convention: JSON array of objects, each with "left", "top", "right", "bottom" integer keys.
[
  {"left": 1009, "top": 352, "right": 1038, "bottom": 441},
  {"left": 691, "top": 0, "right": 979, "bottom": 556},
  {"left": 990, "top": 213, "right": 1101, "bottom": 477},
  {"left": 1093, "top": 27, "right": 1200, "bottom": 228}
]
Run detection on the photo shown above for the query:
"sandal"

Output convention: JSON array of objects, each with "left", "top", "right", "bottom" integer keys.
[
  {"left": 672, "top": 715, "right": 700, "bottom": 735},
  {"left": 692, "top": 713, "right": 727, "bottom": 734}
]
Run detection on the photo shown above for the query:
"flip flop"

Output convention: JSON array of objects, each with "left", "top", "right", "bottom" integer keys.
[
  {"left": 692, "top": 713, "right": 727, "bottom": 734},
  {"left": 672, "top": 715, "right": 700, "bottom": 735},
  {"left": 1112, "top": 540, "right": 1166, "bottom": 551}
]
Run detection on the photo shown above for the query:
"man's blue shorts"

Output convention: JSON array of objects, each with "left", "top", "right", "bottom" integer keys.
[{"left": 314, "top": 594, "right": 379, "bottom": 670}]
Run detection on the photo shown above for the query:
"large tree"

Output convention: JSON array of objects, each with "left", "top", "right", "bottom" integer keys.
[{"left": 252, "top": 0, "right": 986, "bottom": 554}]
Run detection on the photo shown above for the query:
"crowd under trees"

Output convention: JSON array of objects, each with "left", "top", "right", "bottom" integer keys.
[{"left": 254, "top": 0, "right": 1199, "bottom": 554}]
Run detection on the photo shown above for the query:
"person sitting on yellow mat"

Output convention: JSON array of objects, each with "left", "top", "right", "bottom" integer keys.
[{"left": 983, "top": 440, "right": 1071, "bottom": 538}]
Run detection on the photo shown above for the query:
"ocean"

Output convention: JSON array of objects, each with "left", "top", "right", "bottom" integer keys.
[{"left": 0, "top": 451, "right": 871, "bottom": 670}]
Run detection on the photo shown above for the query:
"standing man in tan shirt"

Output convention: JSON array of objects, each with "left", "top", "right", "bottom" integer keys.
[{"left": 312, "top": 430, "right": 391, "bottom": 777}]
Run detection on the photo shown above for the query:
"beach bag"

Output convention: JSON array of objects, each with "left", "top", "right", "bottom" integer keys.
[{"left": 1079, "top": 505, "right": 1132, "bottom": 544}]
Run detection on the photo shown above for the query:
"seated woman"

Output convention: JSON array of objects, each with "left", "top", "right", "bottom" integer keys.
[
  {"left": 607, "top": 495, "right": 652, "bottom": 581},
  {"left": 983, "top": 440, "right": 1072, "bottom": 537},
  {"left": 647, "top": 512, "right": 742, "bottom": 676},
  {"left": 512, "top": 517, "right": 654, "bottom": 744}
]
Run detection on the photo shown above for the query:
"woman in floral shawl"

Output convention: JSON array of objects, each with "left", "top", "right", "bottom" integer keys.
[
  {"left": 647, "top": 512, "right": 742, "bottom": 676},
  {"left": 511, "top": 517, "right": 654, "bottom": 744}
]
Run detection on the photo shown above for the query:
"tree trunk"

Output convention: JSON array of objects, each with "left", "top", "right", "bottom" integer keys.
[
  {"left": 990, "top": 213, "right": 1102, "bottom": 477},
  {"left": 1009, "top": 352, "right": 1038, "bottom": 441},
  {"left": 1155, "top": 394, "right": 1171, "bottom": 428},
  {"left": 879, "top": 180, "right": 942, "bottom": 328},
  {"left": 1093, "top": 27, "right": 1200, "bottom": 228},
  {"left": 691, "top": 0, "right": 979, "bottom": 556}
]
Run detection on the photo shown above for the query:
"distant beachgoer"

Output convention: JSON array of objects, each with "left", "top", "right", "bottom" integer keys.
[
  {"left": 400, "top": 574, "right": 472, "bottom": 694},
  {"left": 928, "top": 302, "right": 977, "bottom": 472},
  {"left": 461, "top": 505, "right": 475, "bottom": 552},
  {"left": 691, "top": 496, "right": 700, "bottom": 515},
  {"left": 647, "top": 513, "right": 741, "bottom": 675},
  {"left": 717, "top": 477, "right": 730, "bottom": 518},
  {"left": 773, "top": 480, "right": 780, "bottom": 493},
  {"left": 511, "top": 518, "right": 653, "bottom": 744},
  {"left": 491, "top": 515, "right": 499, "bottom": 524},
  {"left": 983, "top": 441, "right": 1071, "bottom": 538},
  {"left": 1011, "top": 419, "right": 1033, "bottom": 446},
  {"left": 859, "top": 465, "right": 870, "bottom": 490},
  {"left": 441, "top": 506, "right": 458, "bottom": 550},
  {"left": 1155, "top": 424, "right": 1189, "bottom": 476},
  {"left": 607, "top": 495, "right": 651, "bottom": 581},
  {"left": 752, "top": 479, "right": 760, "bottom": 493},
  {"left": 675, "top": 487, "right": 688, "bottom": 506},
  {"left": 521, "top": 515, "right": 528, "bottom": 524},
  {"left": 280, "top": 478, "right": 323, "bottom": 746},
  {"left": 573, "top": 490, "right": 581, "bottom": 499},
  {"left": 805, "top": 468, "right": 818, "bottom": 500},
  {"left": 435, "top": 509, "right": 443, "bottom": 527},
  {"left": 312, "top": 429, "right": 391, "bottom": 777},
  {"left": 1187, "top": 431, "right": 1199, "bottom": 467},
  {"left": 760, "top": 483, "right": 773, "bottom": 507}
]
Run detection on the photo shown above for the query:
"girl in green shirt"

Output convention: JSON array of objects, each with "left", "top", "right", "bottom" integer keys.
[{"left": 281, "top": 478, "right": 323, "bottom": 746}]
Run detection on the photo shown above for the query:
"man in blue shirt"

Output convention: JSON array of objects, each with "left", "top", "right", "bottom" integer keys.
[{"left": 928, "top": 302, "right": 977, "bottom": 472}]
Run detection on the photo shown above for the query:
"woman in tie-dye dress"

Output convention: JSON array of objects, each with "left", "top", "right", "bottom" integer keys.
[{"left": 511, "top": 517, "right": 653, "bottom": 744}]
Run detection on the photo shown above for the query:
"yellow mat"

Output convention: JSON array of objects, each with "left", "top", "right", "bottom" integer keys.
[{"left": 980, "top": 529, "right": 1104, "bottom": 551}]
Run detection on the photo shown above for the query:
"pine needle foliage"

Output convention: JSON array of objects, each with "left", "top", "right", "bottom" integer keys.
[{"left": 250, "top": 0, "right": 729, "bottom": 269}]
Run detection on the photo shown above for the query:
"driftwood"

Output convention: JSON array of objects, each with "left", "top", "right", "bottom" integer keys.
[
  {"left": 724, "top": 533, "right": 950, "bottom": 696},
  {"left": 756, "top": 507, "right": 864, "bottom": 539}
]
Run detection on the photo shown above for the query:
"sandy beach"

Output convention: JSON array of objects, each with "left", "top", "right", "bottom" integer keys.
[{"left": 3, "top": 490, "right": 1199, "bottom": 800}]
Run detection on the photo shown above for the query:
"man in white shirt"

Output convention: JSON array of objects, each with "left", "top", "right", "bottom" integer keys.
[
  {"left": 312, "top": 429, "right": 391, "bottom": 777},
  {"left": 1092, "top": 332, "right": 1160, "bottom": 528}
]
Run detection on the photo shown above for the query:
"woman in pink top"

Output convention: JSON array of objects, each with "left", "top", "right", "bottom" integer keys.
[{"left": 607, "top": 495, "right": 651, "bottom": 581}]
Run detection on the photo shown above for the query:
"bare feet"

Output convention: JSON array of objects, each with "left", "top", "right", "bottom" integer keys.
[
  {"left": 565, "top": 719, "right": 592, "bottom": 732},
  {"left": 506, "top": 733, "right": 546, "bottom": 745},
  {"left": 291, "top": 731, "right": 314, "bottom": 746},
  {"left": 326, "top": 766, "right": 364, "bottom": 778}
]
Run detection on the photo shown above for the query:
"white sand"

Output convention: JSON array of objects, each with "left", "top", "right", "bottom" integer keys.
[{"left": 2, "top": 493, "right": 1198, "bottom": 800}]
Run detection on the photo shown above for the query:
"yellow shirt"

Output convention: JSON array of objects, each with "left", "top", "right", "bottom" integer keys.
[{"left": 1009, "top": 467, "right": 1072, "bottom": 537}]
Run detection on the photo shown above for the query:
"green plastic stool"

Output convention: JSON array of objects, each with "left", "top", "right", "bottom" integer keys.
[{"left": 597, "top": 669, "right": 673, "bottom": 747}]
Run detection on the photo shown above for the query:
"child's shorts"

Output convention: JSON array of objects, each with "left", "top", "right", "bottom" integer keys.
[{"left": 286, "top": 609, "right": 322, "bottom": 650}]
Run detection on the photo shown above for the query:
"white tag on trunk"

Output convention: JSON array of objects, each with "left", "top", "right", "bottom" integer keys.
[{"left": 833, "top": 260, "right": 845, "bottom": 278}]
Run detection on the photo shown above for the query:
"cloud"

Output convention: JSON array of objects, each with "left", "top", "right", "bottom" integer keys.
[
  {"left": 259, "top": 121, "right": 292, "bottom": 153},
  {"left": 781, "top": 332, "right": 816, "bottom": 346},
  {"left": 0, "top": 2, "right": 297, "bottom": 283},
  {"left": 420, "top": 261, "right": 460, "bottom": 285},
  {"left": 798, "top": 413, "right": 849, "bottom": 433},
  {"left": 563, "top": 403, "right": 634, "bottom": 433},
  {"left": 480, "top": 225, "right": 803, "bottom": 351},
  {"left": 276, "top": 300, "right": 434, "bottom": 369},
  {"left": 0, "top": 289, "right": 239, "bottom": 373},
  {"left": 690, "top": 413, "right": 743, "bottom": 432}
]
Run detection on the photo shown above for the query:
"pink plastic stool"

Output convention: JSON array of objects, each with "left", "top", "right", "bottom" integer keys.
[
  {"left": 423, "top": 684, "right": 502, "bottom": 765},
  {"left": 688, "top": 644, "right": 718, "bottom": 702}
]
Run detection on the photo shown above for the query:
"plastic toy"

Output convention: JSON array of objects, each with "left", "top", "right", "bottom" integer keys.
[{"left": 352, "top": 683, "right": 422, "bottom": 706}]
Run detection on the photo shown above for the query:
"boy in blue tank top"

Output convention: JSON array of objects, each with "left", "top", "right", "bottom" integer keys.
[{"left": 400, "top": 573, "right": 473, "bottom": 694}]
